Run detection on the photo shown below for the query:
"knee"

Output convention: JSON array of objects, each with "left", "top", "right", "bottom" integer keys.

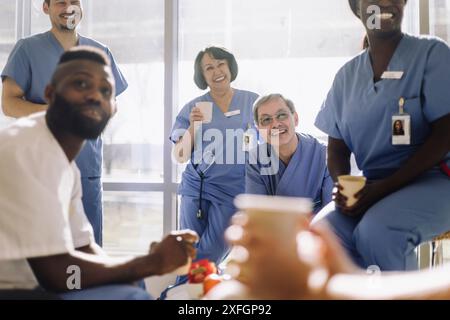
[{"left": 353, "top": 213, "right": 391, "bottom": 255}]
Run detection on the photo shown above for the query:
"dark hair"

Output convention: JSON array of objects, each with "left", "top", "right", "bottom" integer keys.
[
  {"left": 193, "top": 46, "right": 238, "bottom": 90},
  {"left": 58, "top": 46, "right": 110, "bottom": 66},
  {"left": 44, "top": 0, "right": 50, "bottom": 5},
  {"left": 349, "top": 0, "right": 358, "bottom": 17}
]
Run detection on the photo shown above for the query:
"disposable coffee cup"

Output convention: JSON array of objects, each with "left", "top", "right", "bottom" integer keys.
[
  {"left": 234, "top": 194, "right": 312, "bottom": 244},
  {"left": 195, "top": 102, "right": 213, "bottom": 124},
  {"left": 233, "top": 194, "right": 313, "bottom": 297},
  {"left": 337, "top": 175, "right": 367, "bottom": 207}
]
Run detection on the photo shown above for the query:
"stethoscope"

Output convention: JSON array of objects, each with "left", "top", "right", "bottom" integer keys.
[{"left": 192, "top": 150, "right": 216, "bottom": 219}]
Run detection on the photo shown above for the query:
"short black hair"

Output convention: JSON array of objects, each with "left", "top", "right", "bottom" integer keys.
[
  {"left": 193, "top": 46, "right": 238, "bottom": 90},
  {"left": 50, "top": 46, "right": 111, "bottom": 86},
  {"left": 58, "top": 46, "right": 110, "bottom": 67}
]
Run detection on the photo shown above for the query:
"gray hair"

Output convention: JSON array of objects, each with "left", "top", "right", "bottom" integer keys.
[{"left": 253, "top": 93, "right": 296, "bottom": 124}]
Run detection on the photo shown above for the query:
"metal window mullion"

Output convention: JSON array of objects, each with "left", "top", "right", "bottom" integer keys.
[
  {"left": 103, "top": 182, "right": 166, "bottom": 192},
  {"left": 420, "top": 0, "right": 431, "bottom": 35},
  {"left": 15, "top": 0, "right": 32, "bottom": 40},
  {"left": 163, "top": 0, "right": 179, "bottom": 236}
]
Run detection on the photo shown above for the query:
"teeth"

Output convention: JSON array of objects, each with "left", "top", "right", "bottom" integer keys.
[
  {"left": 271, "top": 129, "right": 286, "bottom": 136},
  {"left": 214, "top": 76, "right": 225, "bottom": 82},
  {"left": 376, "top": 13, "right": 393, "bottom": 19}
]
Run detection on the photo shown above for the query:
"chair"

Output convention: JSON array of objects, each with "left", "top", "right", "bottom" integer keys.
[
  {"left": 418, "top": 231, "right": 450, "bottom": 269},
  {"left": 431, "top": 231, "right": 450, "bottom": 267}
]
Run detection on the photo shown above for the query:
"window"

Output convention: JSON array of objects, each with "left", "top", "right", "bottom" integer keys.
[
  {"left": 430, "top": 0, "right": 450, "bottom": 41},
  {"left": 178, "top": 0, "right": 419, "bottom": 139},
  {"left": 178, "top": 1, "right": 362, "bottom": 139},
  {"left": 0, "top": 1, "right": 16, "bottom": 128},
  {"left": 103, "top": 192, "right": 163, "bottom": 256}
]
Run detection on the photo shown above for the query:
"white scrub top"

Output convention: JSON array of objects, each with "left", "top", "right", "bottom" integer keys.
[
  {"left": 0, "top": 113, "right": 94, "bottom": 289},
  {"left": 315, "top": 34, "right": 450, "bottom": 179}
]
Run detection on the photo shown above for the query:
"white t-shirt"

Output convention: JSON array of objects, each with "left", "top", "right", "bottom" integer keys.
[{"left": 0, "top": 113, "right": 94, "bottom": 289}]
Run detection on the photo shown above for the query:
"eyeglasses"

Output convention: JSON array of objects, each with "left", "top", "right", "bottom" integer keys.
[{"left": 259, "top": 111, "right": 290, "bottom": 126}]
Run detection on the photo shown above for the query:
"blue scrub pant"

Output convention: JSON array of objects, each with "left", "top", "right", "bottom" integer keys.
[
  {"left": 180, "top": 195, "right": 236, "bottom": 264},
  {"left": 81, "top": 177, "right": 103, "bottom": 246},
  {"left": 58, "top": 284, "right": 152, "bottom": 300},
  {"left": 312, "top": 169, "right": 450, "bottom": 271}
]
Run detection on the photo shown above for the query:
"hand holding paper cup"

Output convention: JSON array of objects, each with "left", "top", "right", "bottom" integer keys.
[
  {"left": 195, "top": 101, "right": 213, "bottom": 124},
  {"left": 337, "top": 175, "right": 367, "bottom": 207},
  {"left": 230, "top": 195, "right": 313, "bottom": 296}
]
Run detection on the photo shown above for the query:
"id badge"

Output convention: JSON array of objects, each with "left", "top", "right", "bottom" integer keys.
[
  {"left": 392, "top": 114, "right": 411, "bottom": 145},
  {"left": 242, "top": 131, "right": 254, "bottom": 152}
]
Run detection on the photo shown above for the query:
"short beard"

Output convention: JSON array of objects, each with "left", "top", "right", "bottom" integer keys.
[{"left": 47, "top": 93, "right": 110, "bottom": 140}]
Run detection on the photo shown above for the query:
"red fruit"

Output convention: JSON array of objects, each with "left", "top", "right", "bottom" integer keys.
[
  {"left": 203, "top": 274, "right": 223, "bottom": 294},
  {"left": 188, "top": 259, "right": 217, "bottom": 284}
]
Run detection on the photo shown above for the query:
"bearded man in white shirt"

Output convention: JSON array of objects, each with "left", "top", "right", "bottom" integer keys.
[{"left": 0, "top": 46, "right": 197, "bottom": 300}]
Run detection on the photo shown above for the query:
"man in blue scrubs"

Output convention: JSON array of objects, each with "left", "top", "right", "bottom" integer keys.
[
  {"left": 246, "top": 94, "right": 333, "bottom": 213},
  {"left": 1, "top": 0, "right": 128, "bottom": 245},
  {"left": 313, "top": 0, "right": 450, "bottom": 271}
]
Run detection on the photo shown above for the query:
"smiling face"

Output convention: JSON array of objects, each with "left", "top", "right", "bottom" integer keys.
[
  {"left": 357, "top": 0, "right": 406, "bottom": 38},
  {"left": 200, "top": 53, "right": 232, "bottom": 92},
  {"left": 44, "top": 0, "right": 83, "bottom": 31},
  {"left": 45, "top": 60, "right": 116, "bottom": 139},
  {"left": 257, "top": 97, "right": 298, "bottom": 147}
]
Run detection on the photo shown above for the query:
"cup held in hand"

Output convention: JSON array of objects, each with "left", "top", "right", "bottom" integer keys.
[
  {"left": 337, "top": 175, "right": 367, "bottom": 207},
  {"left": 195, "top": 102, "right": 213, "bottom": 124}
]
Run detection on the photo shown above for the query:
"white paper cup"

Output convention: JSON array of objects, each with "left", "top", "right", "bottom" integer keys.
[
  {"left": 234, "top": 194, "right": 312, "bottom": 244},
  {"left": 195, "top": 101, "right": 213, "bottom": 124},
  {"left": 232, "top": 195, "right": 313, "bottom": 297},
  {"left": 338, "top": 175, "right": 367, "bottom": 207}
]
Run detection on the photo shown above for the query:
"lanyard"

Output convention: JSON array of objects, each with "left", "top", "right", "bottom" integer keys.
[{"left": 193, "top": 151, "right": 215, "bottom": 219}]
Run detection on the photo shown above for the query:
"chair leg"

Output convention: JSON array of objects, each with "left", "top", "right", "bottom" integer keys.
[
  {"left": 432, "top": 240, "right": 444, "bottom": 267},
  {"left": 417, "top": 243, "right": 432, "bottom": 269},
  {"left": 431, "top": 241, "right": 437, "bottom": 267}
]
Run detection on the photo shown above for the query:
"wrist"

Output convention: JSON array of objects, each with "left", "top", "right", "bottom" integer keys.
[{"left": 140, "top": 253, "right": 163, "bottom": 277}]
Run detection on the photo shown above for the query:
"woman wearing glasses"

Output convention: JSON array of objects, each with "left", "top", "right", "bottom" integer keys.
[
  {"left": 170, "top": 47, "right": 258, "bottom": 275},
  {"left": 246, "top": 94, "right": 333, "bottom": 213}
]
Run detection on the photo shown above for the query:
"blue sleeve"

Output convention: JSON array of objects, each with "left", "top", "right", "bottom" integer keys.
[
  {"left": 1, "top": 40, "right": 31, "bottom": 94},
  {"left": 314, "top": 73, "right": 344, "bottom": 139},
  {"left": 321, "top": 167, "right": 334, "bottom": 208},
  {"left": 245, "top": 149, "right": 269, "bottom": 195},
  {"left": 422, "top": 41, "right": 450, "bottom": 122},
  {"left": 170, "top": 103, "right": 192, "bottom": 144},
  {"left": 106, "top": 48, "right": 128, "bottom": 96}
]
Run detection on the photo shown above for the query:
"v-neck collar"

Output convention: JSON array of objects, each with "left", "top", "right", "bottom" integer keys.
[
  {"left": 46, "top": 30, "right": 82, "bottom": 52},
  {"left": 207, "top": 88, "right": 238, "bottom": 118},
  {"left": 363, "top": 34, "right": 408, "bottom": 93}
]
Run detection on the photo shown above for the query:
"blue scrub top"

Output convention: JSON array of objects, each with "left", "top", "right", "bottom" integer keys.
[
  {"left": 1, "top": 31, "right": 128, "bottom": 177},
  {"left": 246, "top": 133, "right": 333, "bottom": 213},
  {"left": 315, "top": 34, "right": 450, "bottom": 179},
  {"left": 170, "top": 89, "right": 259, "bottom": 205}
]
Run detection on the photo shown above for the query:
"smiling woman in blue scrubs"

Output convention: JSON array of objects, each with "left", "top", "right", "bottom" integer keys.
[
  {"left": 170, "top": 47, "right": 259, "bottom": 270},
  {"left": 313, "top": 0, "right": 450, "bottom": 271}
]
